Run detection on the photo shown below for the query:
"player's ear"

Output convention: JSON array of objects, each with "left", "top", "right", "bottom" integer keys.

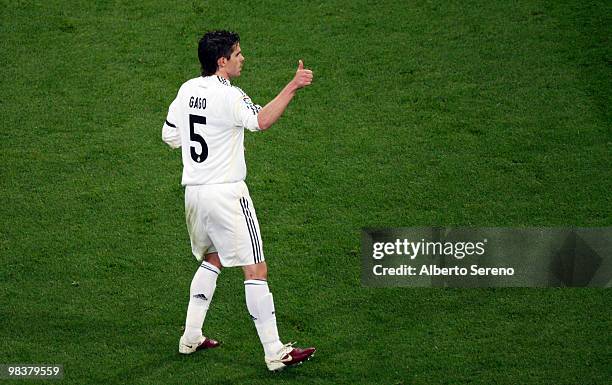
[{"left": 217, "top": 56, "right": 227, "bottom": 68}]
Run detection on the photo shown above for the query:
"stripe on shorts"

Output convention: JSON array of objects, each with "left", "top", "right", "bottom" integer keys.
[
  {"left": 243, "top": 198, "right": 263, "bottom": 263},
  {"left": 239, "top": 197, "right": 256, "bottom": 262},
  {"left": 239, "top": 197, "right": 262, "bottom": 264}
]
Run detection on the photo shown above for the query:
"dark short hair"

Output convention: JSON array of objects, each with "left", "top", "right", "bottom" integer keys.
[{"left": 198, "top": 30, "right": 240, "bottom": 76}]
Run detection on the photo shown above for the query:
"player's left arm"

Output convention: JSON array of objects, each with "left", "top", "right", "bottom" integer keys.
[{"left": 162, "top": 98, "right": 181, "bottom": 149}]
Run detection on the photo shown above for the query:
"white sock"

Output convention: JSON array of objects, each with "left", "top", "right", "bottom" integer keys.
[
  {"left": 183, "top": 261, "right": 220, "bottom": 342},
  {"left": 244, "top": 280, "right": 284, "bottom": 357}
]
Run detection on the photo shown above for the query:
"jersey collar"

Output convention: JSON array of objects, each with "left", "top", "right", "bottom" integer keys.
[{"left": 213, "top": 75, "right": 231, "bottom": 86}]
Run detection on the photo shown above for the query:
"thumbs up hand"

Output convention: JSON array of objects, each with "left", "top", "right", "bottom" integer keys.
[{"left": 292, "top": 59, "right": 313, "bottom": 89}]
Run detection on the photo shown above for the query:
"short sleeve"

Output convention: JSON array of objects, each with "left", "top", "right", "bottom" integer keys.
[
  {"left": 162, "top": 98, "right": 181, "bottom": 148},
  {"left": 231, "top": 87, "right": 262, "bottom": 132}
]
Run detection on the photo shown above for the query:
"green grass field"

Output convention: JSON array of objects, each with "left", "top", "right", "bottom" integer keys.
[{"left": 1, "top": 1, "right": 610, "bottom": 384}]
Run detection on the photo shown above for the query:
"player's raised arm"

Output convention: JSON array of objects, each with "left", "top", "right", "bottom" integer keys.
[{"left": 257, "top": 60, "right": 313, "bottom": 130}]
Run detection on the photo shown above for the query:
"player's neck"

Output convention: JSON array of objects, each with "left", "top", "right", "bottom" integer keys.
[{"left": 214, "top": 70, "right": 230, "bottom": 81}]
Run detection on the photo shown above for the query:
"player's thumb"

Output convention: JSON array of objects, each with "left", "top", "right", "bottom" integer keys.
[{"left": 298, "top": 59, "right": 304, "bottom": 70}]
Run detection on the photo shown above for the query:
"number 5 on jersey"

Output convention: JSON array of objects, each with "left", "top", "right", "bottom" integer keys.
[{"left": 189, "top": 114, "right": 208, "bottom": 163}]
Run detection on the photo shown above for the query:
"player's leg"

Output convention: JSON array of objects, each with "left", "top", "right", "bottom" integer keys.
[
  {"left": 179, "top": 186, "right": 221, "bottom": 354},
  {"left": 234, "top": 192, "right": 284, "bottom": 358},
  {"left": 242, "top": 262, "right": 281, "bottom": 356},
  {"left": 242, "top": 262, "right": 315, "bottom": 371},
  {"left": 179, "top": 252, "right": 221, "bottom": 354}
]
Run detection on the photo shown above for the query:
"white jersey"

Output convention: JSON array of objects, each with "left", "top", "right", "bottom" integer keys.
[{"left": 162, "top": 75, "right": 262, "bottom": 185}]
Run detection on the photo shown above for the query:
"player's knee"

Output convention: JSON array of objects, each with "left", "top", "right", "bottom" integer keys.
[
  {"left": 204, "top": 253, "right": 223, "bottom": 270},
  {"left": 243, "top": 262, "right": 267, "bottom": 280}
]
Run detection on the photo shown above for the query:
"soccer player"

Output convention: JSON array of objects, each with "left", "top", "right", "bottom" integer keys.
[{"left": 161, "top": 30, "right": 315, "bottom": 371}]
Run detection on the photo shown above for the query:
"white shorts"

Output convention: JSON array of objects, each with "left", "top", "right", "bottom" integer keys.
[{"left": 184, "top": 181, "right": 264, "bottom": 267}]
